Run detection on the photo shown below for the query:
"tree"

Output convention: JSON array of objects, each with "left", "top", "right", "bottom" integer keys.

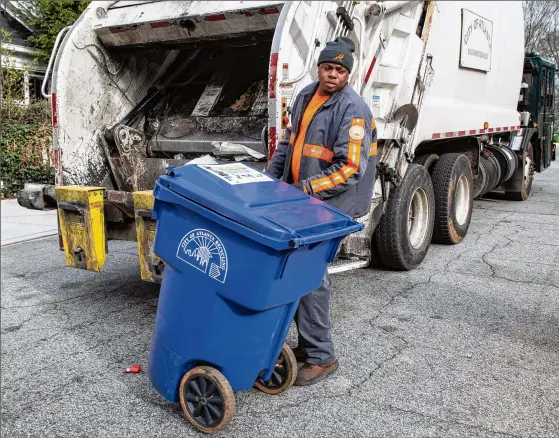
[
  {"left": 523, "top": 1, "right": 559, "bottom": 120},
  {"left": 523, "top": 0, "right": 559, "bottom": 66},
  {"left": 1, "top": 28, "right": 30, "bottom": 119},
  {"left": 523, "top": 1, "right": 559, "bottom": 55},
  {"left": 26, "top": 0, "right": 88, "bottom": 63}
]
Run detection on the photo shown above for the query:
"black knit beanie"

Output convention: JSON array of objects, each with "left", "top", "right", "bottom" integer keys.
[{"left": 317, "top": 36, "right": 355, "bottom": 72}]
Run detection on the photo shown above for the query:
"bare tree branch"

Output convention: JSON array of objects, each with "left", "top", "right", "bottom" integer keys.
[{"left": 523, "top": 0, "right": 559, "bottom": 53}]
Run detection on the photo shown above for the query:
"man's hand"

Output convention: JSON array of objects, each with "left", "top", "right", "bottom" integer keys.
[{"left": 293, "top": 182, "right": 309, "bottom": 194}]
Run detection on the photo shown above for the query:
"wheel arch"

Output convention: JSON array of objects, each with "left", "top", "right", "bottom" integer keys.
[{"left": 413, "top": 136, "right": 480, "bottom": 171}]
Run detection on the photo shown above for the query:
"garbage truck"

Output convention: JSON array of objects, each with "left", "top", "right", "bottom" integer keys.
[{"left": 18, "top": 0, "right": 557, "bottom": 281}]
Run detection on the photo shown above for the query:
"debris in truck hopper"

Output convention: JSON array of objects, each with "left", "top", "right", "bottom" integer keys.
[
  {"left": 185, "top": 155, "right": 219, "bottom": 165},
  {"left": 174, "top": 153, "right": 186, "bottom": 160},
  {"left": 234, "top": 155, "right": 256, "bottom": 162},
  {"left": 211, "top": 142, "right": 266, "bottom": 161},
  {"left": 123, "top": 364, "right": 142, "bottom": 374},
  {"left": 231, "top": 80, "right": 265, "bottom": 112}
]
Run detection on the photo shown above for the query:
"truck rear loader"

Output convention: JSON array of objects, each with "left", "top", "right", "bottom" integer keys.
[{"left": 17, "top": 0, "right": 557, "bottom": 281}]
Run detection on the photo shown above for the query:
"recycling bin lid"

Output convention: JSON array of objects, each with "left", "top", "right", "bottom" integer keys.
[{"left": 154, "top": 163, "right": 363, "bottom": 250}]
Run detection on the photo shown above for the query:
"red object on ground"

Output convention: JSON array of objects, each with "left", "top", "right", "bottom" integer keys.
[{"left": 124, "top": 364, "right": 141, "bottom": 374}]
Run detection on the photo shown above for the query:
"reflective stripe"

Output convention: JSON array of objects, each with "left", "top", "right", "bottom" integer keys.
[
  {"left": 431, "top": 126, "right": 521, "bottom": 139},
  {"left": 303, "top": 144, "right": 334, "bottom": 162},
  {"left": 371, "top": 117, "right": 376, "bottom": 130},
  {"left": 369, "top": 141, "right": 377, "bottom": 156},
  {"left": 311, "top": 118, "right": 364, "bottom": 193}
]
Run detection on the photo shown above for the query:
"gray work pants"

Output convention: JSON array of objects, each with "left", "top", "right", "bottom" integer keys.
[{"left": 294, "top": 269, "right": 335, "bottom": 365}]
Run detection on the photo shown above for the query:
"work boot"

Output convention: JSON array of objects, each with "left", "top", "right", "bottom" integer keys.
[{"left": 294, "top": 360, "right": 339, "bottom": 386}]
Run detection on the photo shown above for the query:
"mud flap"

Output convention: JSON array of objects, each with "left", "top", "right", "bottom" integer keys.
[
  {"left": 132, "top": 191, "right": 163, "bottom": 283},
  {"left": 55, "top": 186, "right": 107, "bottom": 272}
]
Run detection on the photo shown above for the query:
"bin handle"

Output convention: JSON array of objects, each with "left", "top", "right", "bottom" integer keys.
[{"left": 289, "top": 223, "right": 364, "bottom": 247}]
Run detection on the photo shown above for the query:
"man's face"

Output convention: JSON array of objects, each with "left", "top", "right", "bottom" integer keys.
[{"left": 318, "top": 63, "right": 350, "bottom": 93}]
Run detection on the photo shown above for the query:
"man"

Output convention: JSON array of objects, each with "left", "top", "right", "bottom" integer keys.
[{"left": 266, "top": 36, "right": 377, "bottom": 386}]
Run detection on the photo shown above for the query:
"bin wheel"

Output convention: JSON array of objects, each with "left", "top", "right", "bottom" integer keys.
[
  {"left": 254, "top": 344, "right": 297, "bottom": 395},
  {"left": 179, "top": 366, "right": 235, "bottom": 434}
]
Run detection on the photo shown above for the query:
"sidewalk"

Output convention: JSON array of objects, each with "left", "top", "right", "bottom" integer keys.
[{"left": 1, "top": 199, "right": 58, "bottom": 246}]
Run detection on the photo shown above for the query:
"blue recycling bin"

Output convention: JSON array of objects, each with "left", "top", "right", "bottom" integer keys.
[{"left": 147, "top": 163, "right": 363, "bottom": 433}]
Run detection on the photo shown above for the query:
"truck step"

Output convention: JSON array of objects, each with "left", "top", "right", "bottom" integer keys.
[{"left": 328, "top": 258, "right": 370, "bottom": 274}]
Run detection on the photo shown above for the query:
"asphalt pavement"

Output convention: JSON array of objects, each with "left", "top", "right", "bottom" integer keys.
[{"left": 1, "top": 162, "right": 558, "bottom": 437}]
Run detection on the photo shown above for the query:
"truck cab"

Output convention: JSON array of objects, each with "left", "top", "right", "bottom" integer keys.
[{"left": 518, "top": 53, "right": 557, "bottom": 171}]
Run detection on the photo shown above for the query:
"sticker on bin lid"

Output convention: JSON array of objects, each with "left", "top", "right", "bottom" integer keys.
[
  {"left": 176, "top": 228, "right": 228, "bottom": 283},
  {"left": 198, "top": 163, "right": 273, "bottom": 185}
]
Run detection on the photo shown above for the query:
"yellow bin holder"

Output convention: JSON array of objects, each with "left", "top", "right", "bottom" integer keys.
[
  {"left": 55, "top": 186, "right": 107, "bottom": 272},
  {"left": 133, "top": 190, "right": 163, "bottom": 283}
]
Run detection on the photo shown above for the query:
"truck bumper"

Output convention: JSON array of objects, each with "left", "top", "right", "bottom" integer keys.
[{"left": 18, "top": 184, "right": 57, "bottom": 210}]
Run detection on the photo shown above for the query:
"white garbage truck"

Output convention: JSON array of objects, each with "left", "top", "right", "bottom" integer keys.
[{"left": 18, "top": 0, "right": 557, "bottom": 281}]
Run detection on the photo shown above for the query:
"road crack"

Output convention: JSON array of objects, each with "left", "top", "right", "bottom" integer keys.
[
  {"left": 375, "top": 403, "right": 524, "bottom": 437},
  {"left": 481, "top": 243, "right": 559, "bottom": 289}
]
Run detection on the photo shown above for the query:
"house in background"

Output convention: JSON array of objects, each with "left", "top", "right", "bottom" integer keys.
[{"left": 1, "top": 1, "right": 47, "bottom": 105}]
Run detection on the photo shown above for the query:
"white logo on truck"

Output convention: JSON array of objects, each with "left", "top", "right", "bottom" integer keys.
[
  {"left": 460, "top": 9, "right": 493, "bottom": 72},
  {"left": 177, "top": 229, "right": 228, "bottom": 283}
]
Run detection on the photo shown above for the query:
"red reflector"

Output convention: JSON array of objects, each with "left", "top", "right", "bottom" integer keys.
[
  {"left": 109, "top": 27, "right": 129, "bottom": 33},
  {"left": 149, "top": 21, "right": 170, "bottom": 28},
  {"left": 268, "top": 127, "right": 277, "bottom": 158},
  {"left": 54, "top": 149, "right": 60, "bottom": 171},
  {"left": 260, "top": 7, "right": 280, "bottom": 15},
  {"left": 469, "top": 130, "right": 477, "bottom": 135},
  {"left": 445, "top": 132, "right": 454, "bottom": 137},
  {"left": 282, "top": 117, "right": 289, "bottom": 125},
  {"left": 205, "top": 14, "right": 226, "bottom": 21},
  {"left": 488, "top": 128, "right": 494, "bottom": 133},
  {"left": 108, "top": 192, "right": 123, "bottom": 203},
  {"left": 432, "top": 133, "right": 441, "bottom": 139},
  {"left": 51, "top": 93, "right": 58, "bottom": 128},
  {"left": 457, "top": 131, "right": 466, "bottom": 136},
  {"left": 269, "top": 53, "right": 279, "bottom": 98},
  {"left": 364, "top": 57, "right": 377, "bottom": 84}
]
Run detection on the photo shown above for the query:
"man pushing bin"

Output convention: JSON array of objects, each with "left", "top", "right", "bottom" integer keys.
[
  {"left": 147, "top": 36, "right": 373, "bottom": 434},
  {"left": 266, "top": 36, "right": 377, "bottom": 386}
]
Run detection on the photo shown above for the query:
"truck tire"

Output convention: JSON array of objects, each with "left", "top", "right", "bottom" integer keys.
[
  {"left": 414, "top": 153, "right": 439, "bottom": 175},
  {"left": 375, "top": 164, "right": 435, "bottom": 270},
  {"left": 369, "top": 228, "right": 385, "bottom": 269},
  {"left": 503, "top": 142, "right": 534, "bottom": 201},
  {"left": 431, "top": 153, "right": 474, "bottom": 244}
]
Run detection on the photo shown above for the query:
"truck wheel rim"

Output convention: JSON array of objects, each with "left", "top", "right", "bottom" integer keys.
[
  {"left": 524, "top": 155, "right": 533, "bottom": 186},
  {"left": 408, "top": 188, "right": 429, "bottom": 249},
  {"left": 455, "top": 174, "right": 470, "bottom": 226}
]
